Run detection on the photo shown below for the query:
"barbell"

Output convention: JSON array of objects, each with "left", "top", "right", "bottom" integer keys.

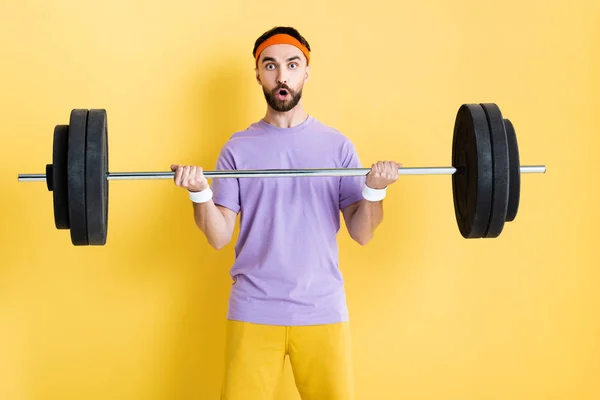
[{"left": 17, "top": 103, "right": 546, "bottom": 246}]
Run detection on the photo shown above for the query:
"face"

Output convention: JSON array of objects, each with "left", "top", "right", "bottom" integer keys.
[{"left": 255, "top": 43, "right": 310, "bottom": 112}]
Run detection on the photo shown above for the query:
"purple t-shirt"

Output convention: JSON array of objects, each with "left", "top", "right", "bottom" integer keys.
[{"left": 211, "top": 115, "right": 365, "bottom": 326}]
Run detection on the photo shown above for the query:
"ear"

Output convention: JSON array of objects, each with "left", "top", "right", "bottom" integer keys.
[
  {"left": 304, "top": 65, "right": 310, "bottom": 83},
  {"left": 255, "top": 67, "right": 262, "bottom": 85}
]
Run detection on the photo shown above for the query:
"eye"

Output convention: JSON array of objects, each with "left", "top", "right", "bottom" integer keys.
[
  {"left": 266, "top": 64, "right": 276, "bottom": 70},
  {"left": 289, "top": 63, "right": 298, "bottom": 69}
]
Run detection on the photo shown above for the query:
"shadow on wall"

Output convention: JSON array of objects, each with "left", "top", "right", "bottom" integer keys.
[
  {"left": 115, "top": 57, "right": 254, "bottom": 259},
  {"left": 193, "top": 57, "right": 257, "bottom": 158},
  {"left": 153, "top": 59, "right": 257, "bottom": 399}
]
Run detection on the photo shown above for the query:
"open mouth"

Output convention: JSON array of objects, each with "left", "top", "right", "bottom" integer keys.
[{"left": 276, "top": 88, "right": 289, "bottom": 100}]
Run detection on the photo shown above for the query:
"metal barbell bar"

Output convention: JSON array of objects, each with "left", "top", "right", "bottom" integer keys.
[{"left": 18, "top": 165, "right": 546, "bottom": 182}]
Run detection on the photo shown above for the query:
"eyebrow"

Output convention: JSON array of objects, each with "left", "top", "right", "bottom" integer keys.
[{"left": 262, "top": 55, "right": 302, "bottom": 64}]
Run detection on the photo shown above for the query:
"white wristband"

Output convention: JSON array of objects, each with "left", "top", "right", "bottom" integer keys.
[
  {"left": 362, "top": 184, "right": 387, "bottom": 201},
  {"left": 189, "top": 187, "right": 213, "bottom": 203}
]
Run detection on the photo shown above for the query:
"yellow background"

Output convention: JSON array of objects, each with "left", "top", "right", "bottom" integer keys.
[{"left": 1, "top": 0, "right": 599, "bottom": 399}]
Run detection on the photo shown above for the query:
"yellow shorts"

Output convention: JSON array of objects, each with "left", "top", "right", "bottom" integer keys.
[{"left": 220, "top": 320, "right": 354, "bottom": 400}]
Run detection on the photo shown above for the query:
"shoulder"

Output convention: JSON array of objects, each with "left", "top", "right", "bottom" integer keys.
[
  {"left": 217, "top": 120, "right": 264, "bottom": 154},
  {"left": 306, "top": 117, "right": 362, "bottom": 169},
  {"left": 311, "top": 117, "right": 350, "bottom": 137},
  {"left": 313, "top": 117, "right": 360, "bottom": 154},
  {"left": 310, "top": 117, "right": 359, "bottom": 150},
  {"left": 224, "top": 121, "right": 262, "bottom": 143}
]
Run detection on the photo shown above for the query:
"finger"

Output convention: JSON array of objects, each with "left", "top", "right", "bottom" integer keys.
[
  {"left": 194, "top": 169, "right": 204, "bottom": 188},
  {"left": 395, "top": 162, "right": 401, "bottom": 177},
  {"left": 388, "top": 162, "right": 395, "bottom": 179},
  {"left": 389, "top": 162, "right": 397, "bottom": 177},
  {"left": 377, "top": 161, "right": 386, "bottom": 178},
  {"left": 188, "top": 166, "right": 196, "bottom": 187},
  {"left": 170, "top": 165, "right": 177, "bottom": 182},
  {"left": 194, "top": 167, "right": 203, "bottom": 187},
  {"left": 181, "top": 166, "right": 190, "bottom": 188},
  {"left": 177, "top": 166, "right": 184, "bottom": 186},
  {"left": 391, "top": 162, "right": 399, "bottom": 178},
  {"left": 174, "top": 165, "right": 183, "bottom": 185},
  {"left": 186, "top": 166, "right": 193, "bottom": 187},
  {"left": 374, "top": 161, "right": 381, "bottom": 178},
  {"left": 382, "top": 161, "right": 391, "bottom": 177}
]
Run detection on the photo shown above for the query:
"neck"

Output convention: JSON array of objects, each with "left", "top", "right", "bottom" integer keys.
[{"left": 263, "top": 103, "right": 309, "bottom": 128}]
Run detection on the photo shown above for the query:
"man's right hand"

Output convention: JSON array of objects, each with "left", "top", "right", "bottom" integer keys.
[{"left": 170, "top": 164, "right": 209, "bottom": 192}]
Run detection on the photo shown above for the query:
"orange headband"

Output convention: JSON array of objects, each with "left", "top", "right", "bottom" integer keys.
[{"left": 254, "top": 33, "right": 310, "bottom": 66}]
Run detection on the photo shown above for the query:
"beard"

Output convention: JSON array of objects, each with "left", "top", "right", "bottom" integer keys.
[{"left": 263, "top": 83, "right": 303, "bottom": 112}]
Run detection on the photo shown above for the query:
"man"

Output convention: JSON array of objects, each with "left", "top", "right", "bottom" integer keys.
[{"left": 171, "top": 26, "right": 401, "bottom": 400}]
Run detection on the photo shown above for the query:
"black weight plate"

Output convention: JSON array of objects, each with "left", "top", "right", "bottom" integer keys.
[
  {"left": 68, "top": 109, "right": 89, "bottom": 246},
  {"left": 480, "top": 103, "right": 510, "bottom": 238},
  {"left": 86, "top": 109, "right": 109, "bottom": 245},
  {"left": 504, "top": 118, "right": 520, "bottom": 222},
  {"left": 452, "top": 104, "right": 493, "bottom": 238},
  {"left": 52, "top": 125, "right": 70, "bottom": 229}
]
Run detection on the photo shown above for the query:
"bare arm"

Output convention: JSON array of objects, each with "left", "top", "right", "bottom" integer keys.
[
  {"left": 341, "top": 160, "right": 401, "bottom": 245},
  {"left": 171, "top": 164, "right": 237, "bottom": 250},
  {"left": 342, "top": 199, "right": 384, "bottom": 245},
  {"left": 192, "top": 202, "right": 237, "bottom": 249}
]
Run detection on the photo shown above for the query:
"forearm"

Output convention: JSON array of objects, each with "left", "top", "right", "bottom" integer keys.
[
  {"left": 192, "top": 201, "right": 231, "bottom": 249},
  {"left": 348, "top": 199, "right": 384, "bottom": 245}
]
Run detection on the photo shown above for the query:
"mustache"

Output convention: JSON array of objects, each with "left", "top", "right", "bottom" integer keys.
[{"left": 274, "top": 84, "right": 292, "bottom": 92}]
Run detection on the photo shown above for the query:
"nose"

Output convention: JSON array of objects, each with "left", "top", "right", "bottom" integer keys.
[{"left": 277, "top": 70, "right": 288, "bottom": 86}]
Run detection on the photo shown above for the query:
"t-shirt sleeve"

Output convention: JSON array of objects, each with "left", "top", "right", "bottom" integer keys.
[
  {"left": 211, "top": 144, "right": 241, "bottom": 214},
  {"left": 338, "top": 139, "right": 366, "bottom": 210}
]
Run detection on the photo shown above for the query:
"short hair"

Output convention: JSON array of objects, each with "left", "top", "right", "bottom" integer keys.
[{"left": 252, "top": 26, "right": 311, "bottom": 61}]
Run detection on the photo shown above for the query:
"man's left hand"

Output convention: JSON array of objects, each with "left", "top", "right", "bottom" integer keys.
[{"left": 365, "top": 161, "right": 402, "bottom": 189}]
